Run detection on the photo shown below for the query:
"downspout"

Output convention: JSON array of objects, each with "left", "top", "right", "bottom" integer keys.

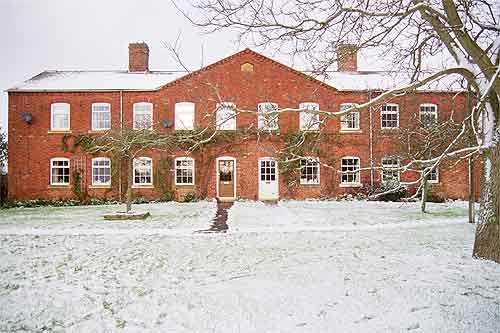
[
  {"left": 368, "top": 90, "right": 374, "bottom": 189},
  {"left": 118, "top": 90, "right": 123, "bottom": 202}
]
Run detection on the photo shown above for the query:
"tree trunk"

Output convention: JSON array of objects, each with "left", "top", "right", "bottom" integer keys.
[
  {"left": 468, "top": 156, "right": 475, "bottom": 223},
  {"left": 125, "top": 158, "right": 133, "bottom": 213},
  {"left": 473, "top": 145, "right": 500, "bottom": 263},
  {"left": 421, "top": 174, "right": 428, "bottom": 213}
]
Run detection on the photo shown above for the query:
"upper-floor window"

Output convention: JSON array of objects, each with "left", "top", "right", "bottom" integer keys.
[
  {"left": 51, "top": 103, "right": 70, "bottom": 131},
  {"left": 341, "top": 157, "right": 361, "bottom": 185},
  {"left": 381, "top": 157, "right": 400, "bottom": 184},
  {"left": 50, "top": 158, "right": 70, "bottom": 185},
  {"left": 92, "top": 103, "right": 111, "bottom": 131},
  {"left": 175, "top": 102, "right": 195, "bottom": 130},
  {"left": 299, "top": 102, "right": 320, "bottom": 131},
  {"left": 216, "top": 102, "right": 237, "bottom": 130},
  {"left": 175, "top": 157, "right": 195, "bottom": 185},
  {"left": 381, "top": 104, "right": 399, "bottom": 129},
  {"left": 340, "top": 103, "right": 360, "bottom": 131},
  {"left": 300, "top": 157, "right": 320, "bottom": 185},
  {"left": 258, "top": 102, "right": 279, "bottom": 130},
  {"left": 419, "top": 104, "right": 438, "bottom": 126},
  {"left": 92, "top": 157, "right": 111, "bottom": 186},
  {"left": 133, "top": 157, "right": 153, "bottom": 186},
  {"left": 133, "top": 102, "right": 153, "bottom": 130}
]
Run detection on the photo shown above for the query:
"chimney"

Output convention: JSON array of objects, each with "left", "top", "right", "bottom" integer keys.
[
  {"left": 337, "top": 44, "right": 358, "bottom": 72},
  {"left": 129, "top": 42, "right": 149, "bottom": 72}
]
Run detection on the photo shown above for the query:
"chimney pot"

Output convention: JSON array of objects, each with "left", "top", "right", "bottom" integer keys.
[
  {"left": 337, "top": 44, "right": 358, "bottom": 72},
  {"left": 129, "top": 42, "right": 149, "bottom": 72}
]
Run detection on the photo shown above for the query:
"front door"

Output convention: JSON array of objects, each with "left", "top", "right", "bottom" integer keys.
[
  {"left": 259, "top": 158, "right": 279, "bottom": 200},
  {"left": 218, "top": 159, "right": 235, "bottom": 199}
]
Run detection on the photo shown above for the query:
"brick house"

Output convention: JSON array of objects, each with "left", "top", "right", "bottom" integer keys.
[{"left": 7, "top": 43, "right": 480, "bottom": 202}]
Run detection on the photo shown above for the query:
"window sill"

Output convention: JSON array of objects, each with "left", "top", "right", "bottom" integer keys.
[
  {"left": 300, "top": 182, "right": 321, "bottom": 186},
  {"left": 380, "top": 127, "right": 399, "bottom": 131},
  {"left": 339, "top": 129, "right": 362, "bottom": 134},
  {"left": 132, "top": 185, "right": 154, "bottom": 189},
  {"left": 300, "top": 129, "right": 320, "bottom": 132},
  {"left": 339, "top": 183, "right": 362, "bottom": 188},
  {"left": 89, "top": 185, "right": 112, "bottom": 189},
  {"left": 48, "top": 130, "right": 72, "bottom": 134},
  {"left": 88, "top": 129, "right": 110, "bottom": 134},
  {"left": 175, "top": 183, "right": 195, "bottom": 186},
  {"left": 48, "top": 184, "right": 70, "bottom": 189}
]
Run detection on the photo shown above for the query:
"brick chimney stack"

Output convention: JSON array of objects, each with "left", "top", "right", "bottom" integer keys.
[
  {"left": 129, "top": 42, "right": 149, "bottom": 72},
  {"left": 337, "top": 44, "right": 358, "bottom": 72}
]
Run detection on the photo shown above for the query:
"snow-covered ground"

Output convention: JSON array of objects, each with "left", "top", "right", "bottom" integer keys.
[{"left": 0, "top": 200, "right": 499, "bottom": 332}]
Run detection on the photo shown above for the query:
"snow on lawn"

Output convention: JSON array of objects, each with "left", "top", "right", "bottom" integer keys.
[
  {"left": 0, "top": 200, "right": 499, "bottom": 332},
  {"left": 0, "top": 201, "right": 216, "bottom": 235}
]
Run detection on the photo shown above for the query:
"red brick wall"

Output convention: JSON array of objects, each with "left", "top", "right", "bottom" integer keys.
[{"left": 8, "top": 50, "right": 480, "bottom": 201}]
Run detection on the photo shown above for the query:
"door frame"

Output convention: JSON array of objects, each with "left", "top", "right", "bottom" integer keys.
[
  {"left": 216, "top": 156, "right": 237, "bottom": 200},
  {"left": 258, "top": 157, "right": 279, "bottom": 200}
]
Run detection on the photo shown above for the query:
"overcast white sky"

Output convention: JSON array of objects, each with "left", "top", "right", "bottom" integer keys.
[{"left": 0, "top": 0, "right": 245, "bottom": 136}]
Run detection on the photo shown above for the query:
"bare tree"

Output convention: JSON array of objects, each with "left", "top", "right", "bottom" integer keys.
[{"left": 177, "top": 0, "right": 500, "bottom": 262}]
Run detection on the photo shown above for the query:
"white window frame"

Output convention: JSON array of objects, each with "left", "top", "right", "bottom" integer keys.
[
  {"left": 50, "top": 157, "right": 70, "bottom": 186},
  {"left": 340, "top": 103, "right": 360, "bottom": 131},
  {"left": 216, "top": 102, "right": 237, "bottom": 130},
  {"left": 381, "top": 157, "right": 400, "bottom": 184},
  {"left": 133, "top": 102, "right": 153, "bottom": 130},
  {"left": 50, "top": 103, "right": 70, "bottom": 131},
  {"left": 133, "top": 157, "right": 153, "bottom": 186},
  {"left": 91, "top": 157, "right": 111, "bottom": 186},
  {"left": 175, "top": 157, "right": 195, "bottom": 185},
  {"left": 381, "top": 104, "right": 399, "bottom": 129},
  {"left": 175, "top": 102, "right": 195, "bottom": 130},
  {"left": 299, "top": 102, "right": 320, "bottom": 131},
  {"left": 91, "top": 102, "right": 111, "bottom": 131},
  {"left": 419, "top": 103, "right": 438, "bottom": 125},
  {"left": 340, "top": 156, "right": 361, "bottom": 186},
  {"left": 258, "top": 102, "right": 279, "bottom": 130},
  {"left": 299, "top": 157, "right": 320, "bottom": 185},
  {"left": 426, "top": 167, "right": 439, "bottom": 184}
]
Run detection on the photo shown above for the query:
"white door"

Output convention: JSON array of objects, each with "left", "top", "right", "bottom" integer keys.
[{"left": 258, "top": 158, "right": 279, "bottom": 200}]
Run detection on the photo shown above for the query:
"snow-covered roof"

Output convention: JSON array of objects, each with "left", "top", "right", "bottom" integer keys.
[
  {"left": 7, "top": 68, "right": 465, "bottom": 93},
  {"left": 7, "top": 70, "right": 187, "bottom": 92},
  {"left": 322, "top": 71, "right": 465, "bottom": 92}
]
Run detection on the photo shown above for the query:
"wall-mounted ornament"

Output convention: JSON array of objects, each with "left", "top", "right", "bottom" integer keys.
[
  {"left": 162, "top": 119, "right": 173, "bottom": 128},
  {"left": 21, "top": 112, "right": 33, "bottom": 124}
]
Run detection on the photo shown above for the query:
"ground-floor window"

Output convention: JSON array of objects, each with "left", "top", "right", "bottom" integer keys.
[
  {"left": 426, "top": 167, "right": 439, "bottom": 183},
  {"left": 381, "top": 157, "right": 400, "bottom": 185},
  {"left": 133, "top": 157, "right": 153, "bottom": 186},
  {"left": 300, "top": 157, "right": 320, "bottom": 185},
  {"left": 50, "top": 158, "right": 70, "bottom": 185},
  {"left": 175, "top": 157, "right": 195, "bottom": 185},
  {"left": 92, "top": 157, "right": 111, "bottom": 186},
  {"left": 341, "top": 157, "right": 361, "bottom": 185}
]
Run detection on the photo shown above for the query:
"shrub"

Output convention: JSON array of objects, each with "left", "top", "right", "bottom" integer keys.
[{"left": 183, "top": 192, "right": 197, "bottom": 203}]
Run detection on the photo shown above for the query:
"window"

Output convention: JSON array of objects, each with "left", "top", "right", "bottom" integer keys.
[
  {"left": 175, "top": 102, "right": 195, "bottom": 130},
  {"left": 50, "top": 158, "right": 70, "bottom": 185},
  {"left": 133, "top": 157, "right": 153, "bottom": 186},
  {"left": 420, "top": 104, "right": 438, "bottom": 125},
  {"left": 92, "top": 103, "right": 111, "bottom": 130},
  {"left": 133, "top": 102, "right": 153, "bottom": 130},
  {"left": 381, "top": 157, "right": 400, "bottom": 184},
  {"left": 216, "top": 102, "right": 237, "bottom": 130},
  {"left": 381, "top": 104, "right": 399, "bottom": 129},
  {"left": 341, "top": 157, "right": 361, "bottom": 185},
  {"left": 92, "top": 157, "right": 111, "bottom": 186},
  {"left": 300, "top": 157, "right": 320, "bottom": 185},
  {"left": 51, "top": 103, "right": 70, "bottom": 131},
  {"left": 258, "top": 102, "right": 279, "bottom": 130},
  {"left": 175, "top": 157, "right": 195, "bottom": 185},
  {"left": 299, "top": 102, "right": 320, "bottom": 131},
  {"left": 340, "top": 103, "right": 360, "bottom": 131},
  {"left": 426, "top": 167, "right": 439, "bottom": 183}
]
